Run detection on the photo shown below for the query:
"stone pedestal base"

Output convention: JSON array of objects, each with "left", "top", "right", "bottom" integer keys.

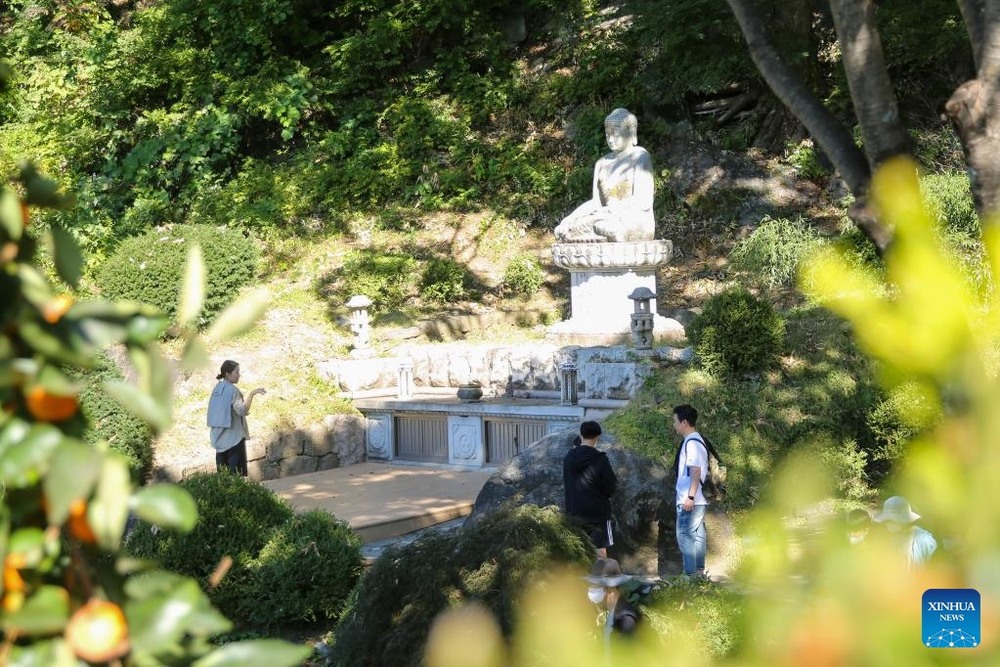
[{"left": 547, "top": 240, "right": 684, "bottom": 344}]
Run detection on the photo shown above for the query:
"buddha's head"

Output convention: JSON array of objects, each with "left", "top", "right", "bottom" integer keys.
[{"left": 604, "top": 108, "right": 638, "bottom": 151}]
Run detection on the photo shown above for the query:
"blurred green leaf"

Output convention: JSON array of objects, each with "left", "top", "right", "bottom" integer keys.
[
  {"left": 103, "top": 380, "right": 171, "bottom": 432},
  {"left": 130, "top": 485, "right": 198, "bottom": 532},
  {"left": 43, "top": 440, "right": 102, "bottom": 524},
  {"left": 48, "top": 224, "right": 82, "bottom": 288},
  {"left": 90, "top": 454, "right": 131, "bottom": 551},
  {"left": 180, "top": 336, "right": 209, "bottom": 372},
  {"left": 0, "top": 188, "right": 23, "bottom": 240},
  {"left": 192, "top": 640, "right": 313, "bottom": 667},
  {"left": 8, "top": 527, "right": 46, "bottom": 566},
  {"left": 7, "top": 637, "right": 76, "bottom": 667},
  {"left": 16, "top": 264, "right": 51, "bottom": 310},
  {"left": 7, "top": 638, "right": 77, "bottom": 667},
  {"left": 179, "top": 243, "right": 206, "bottom": 328},
  {"left": 19, "top": 162, "right": 74, "bottom": 209},
  {"left": 34, "top": 364, "right": 78, "bottom": 395},
  {"left": 126, "top": 579, "right": 203, "bottom": 654},
  {"left": 205, "top": 288, "right": 269, "bottom": 342},
  {"left": 126, "top": 313, "right": 169, "bottom": 345},
  {"left": 124, "top": 570, "right": 190, "bottom": 599},
  {"left": 0, "top": 423, "right": 62, "bottom": 488},
  {"left": 1, "top": 585, "right": 69, "bottom": 635},
  {"left": 18, "top": 321, "right": 90, "bottom": 366}
]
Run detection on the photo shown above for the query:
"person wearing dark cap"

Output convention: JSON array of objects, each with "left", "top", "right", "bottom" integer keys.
[
  {"left": 584, "top": 557, "right": 641, "bottom": 639},
  {"left": 563, "top": 421, "right": 617, "bottom": 557}
]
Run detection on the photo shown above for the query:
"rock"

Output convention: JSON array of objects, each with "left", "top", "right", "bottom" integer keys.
[
  {"left": 467, "top": 428, "right": 679, "bottom": 576},
  {"left": 279, "top": 455, "right": 318, "bottom": 477}
]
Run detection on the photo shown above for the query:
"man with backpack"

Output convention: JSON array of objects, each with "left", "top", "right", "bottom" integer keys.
[{"left": 673, "top": 404, "right": 709, "bottom": 578}]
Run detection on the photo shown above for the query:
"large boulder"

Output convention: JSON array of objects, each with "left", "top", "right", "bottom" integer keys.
[
  {"left": 467, "top": 428, "right": 669, "bottom": 576},
  {"left": 467, "top": 428, "right": 734, "bottom": 577}
]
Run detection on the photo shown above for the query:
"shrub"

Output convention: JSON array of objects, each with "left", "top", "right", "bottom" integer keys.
[
  {"left": 921, "top": 171, "right": 978, "bottom": 236},
  {"left": 864, "top": 382, "right": 942, "bottom": 482},
  {"left": 242, "top": 510, "right": 363, "bottom": 628},
  {"left": 126, "top": 472, "right": 295, "bottom": 620},
  {"left": 420, "top": 257, "right": 473, "bottom": 304},
  {"left": 501, "top": 253, "right": 545, "bottom": 297},
  {"left": 331, "top": 504, "right": 592, "bottom": 666},
  {"left": 687, "top": 287, "right": 785, "bottom": 378},
  {"left": 335, "top": 250, "right": 419, "bottom": 315},
  {"left": 730, "top": 216, "right": 824, "bottom": 289},
  {"left": 77, "top": 354, "right": 154, "bottom": 482},
  {"left": 96, "top": 224, "right": 259, "bottom": 328}
]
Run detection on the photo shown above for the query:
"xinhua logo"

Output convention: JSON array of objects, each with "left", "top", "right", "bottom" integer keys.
[{"left": 922, "top": 589, "right": 980, "bottom": 648}]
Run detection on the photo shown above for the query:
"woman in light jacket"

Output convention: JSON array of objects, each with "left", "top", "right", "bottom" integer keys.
[{"left": 207, "top": 360, "right": 266, "bottom": 476}]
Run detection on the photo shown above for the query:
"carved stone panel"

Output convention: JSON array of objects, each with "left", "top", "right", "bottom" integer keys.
[
  {"left": 448, "top": 415, "right": 483, "bottom": 467},
  {"left": 366, "top": 412, "right": 393, "bottom": 460}
]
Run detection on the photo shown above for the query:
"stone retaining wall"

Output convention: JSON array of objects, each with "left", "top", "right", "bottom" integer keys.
[{"left": 167, "top": 414, "right": 367, "bottom": 482}]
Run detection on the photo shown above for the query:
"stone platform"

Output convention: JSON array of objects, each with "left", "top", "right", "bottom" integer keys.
[{"left": 263, "top": 461, "right": 493, "bottom": 543}]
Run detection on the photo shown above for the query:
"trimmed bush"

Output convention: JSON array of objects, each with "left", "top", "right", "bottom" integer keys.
[
  {"left": 241, "top": 509, "right": 363, "bottom": 628},
  {"left": 501, "top": 253, "right": 545, "bottom": 297},
  {"left": 126, "top": 472, "right": 295, "bottom": 620},
  {"left": 127, "top": 473, "right": 363, "bottom": 631},
  {"left": 730, "top": 216, "right": 824, "bottom": 289},
  {"left": 77, "top": 354, "right": 154, "bottom": 482},
  {"left": 687, "top": 287, "right": 785, "bottom": 378},
  {"left": 331, "top": 504, "right": 592, "bottom": 666},
  {"left": 96, "top": 224, "right": 258, "bottom": 328}
]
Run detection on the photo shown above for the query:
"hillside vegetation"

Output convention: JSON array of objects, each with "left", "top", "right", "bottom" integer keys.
[{"left": 0, "top": 0, "right": 983, "bottom": 495}]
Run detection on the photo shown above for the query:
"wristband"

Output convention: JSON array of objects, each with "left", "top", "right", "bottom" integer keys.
[{"left": 687, "top": 495, "right": 695, "bottom": 500}]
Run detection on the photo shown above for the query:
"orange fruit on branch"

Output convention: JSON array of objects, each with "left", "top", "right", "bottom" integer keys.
[
  {"left": 65, "top": 599, "right": 130, "bottom": 663},
  {"left": 67, "top": 498, "right": 97, "bottom": 544},
  {"left": 25, "top": 385, "right": 78, "bottom": 422}
]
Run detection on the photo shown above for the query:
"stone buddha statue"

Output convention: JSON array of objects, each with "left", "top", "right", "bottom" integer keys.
[{"left": 554, "top": 108, "right": 655, "bottom": 243}]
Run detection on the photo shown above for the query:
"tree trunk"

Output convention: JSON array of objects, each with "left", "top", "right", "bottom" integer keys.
[
  {"left": 947, "top": 0, "right": 1000, "bottom": 220},
  {"left": 827, "top": 0, "right": 912, "bottom": 168},
  {"left": 724, "top": 0, "right": 891, "bottom": 253}
]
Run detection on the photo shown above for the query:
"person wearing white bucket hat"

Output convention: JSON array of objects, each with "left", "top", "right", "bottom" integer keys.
[{"left": 873, "top": 496, "right": 937, "bottom": 567}]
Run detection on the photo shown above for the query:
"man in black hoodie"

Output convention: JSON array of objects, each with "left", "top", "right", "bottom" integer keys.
[{"left": 563, "top": 421, "right": 617, "bottom": 557}]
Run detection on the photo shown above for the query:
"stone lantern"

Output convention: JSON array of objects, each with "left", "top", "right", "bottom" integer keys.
[
  {"left": 628, "top": 286, "right": 655, "bottom": 353},
  {"left": 347, "top": 294, "right": 374, "bottom": 359}
]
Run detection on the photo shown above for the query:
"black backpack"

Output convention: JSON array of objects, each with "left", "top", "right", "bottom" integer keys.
[{"left": 676, "top": 435, "right": 728, "bottom": 502}]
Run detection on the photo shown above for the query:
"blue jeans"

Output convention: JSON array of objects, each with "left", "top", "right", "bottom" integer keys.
[{"left": 676, "top": 504, "right": 707, "bottom": 575}]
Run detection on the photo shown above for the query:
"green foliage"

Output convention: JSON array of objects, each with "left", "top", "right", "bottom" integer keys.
[
  {"left": 126, "top": 472, "right": 296, "bottom": 619},
  {"left": 331, "top": 504, "right": 593, "bottom": 666},
  {"left": 96, "top": 224, "right": 259, "bottom": 328},
  {"left": 78, "top": 355, "right": 154, "bottom": 483},
  {"left": 501, "top": 253, "right": 545, "bottom": 297},
  {"left": 243, "top": 509, "right": 363, "bottom": 628},
  {"left": 610, "top": 307, "right": 882, "bottom": 508},
  {"left": 784, "top": 139, "right": 830, "bottom": 180},
  {"left": 687, "top": 287, "right": 786, "bottom": 378},
  {"left": 0, "top": 157, "right": 306, "bottom": 664},
  {"left": 420, "top": 257, "right": 474, "bottom": 304},
  {"left": 922, "top": 171, "right": 978, "bottom": 236},
  {"left": 864, "top": 382, "right": 942, "bottom": 480},
  {"left": 127, "top": 473, "right": 363, "bottom": 632},
  {"left": 730, "top": 216, "right": 825, "bottom": 289},
  {"left": 639, "top": 577, "right": 745, "bottom": 658},
  {"left": 333, "top": 250, "right": 420, "bottom": 315}
]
